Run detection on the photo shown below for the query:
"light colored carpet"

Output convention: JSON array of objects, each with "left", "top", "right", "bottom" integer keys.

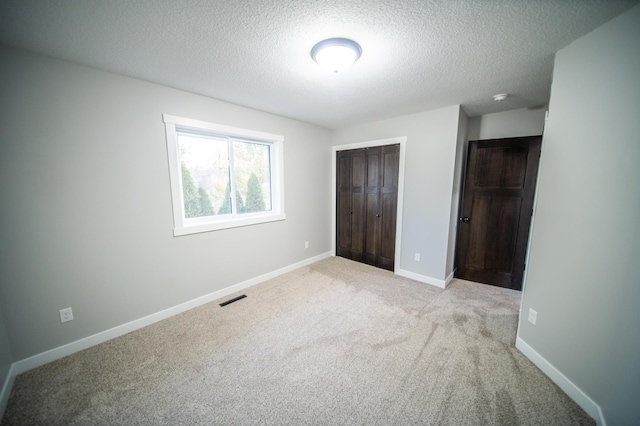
[{"left": 1, "top": 257, "right": 593, "bottom": 425}]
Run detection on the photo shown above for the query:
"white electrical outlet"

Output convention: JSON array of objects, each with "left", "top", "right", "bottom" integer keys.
[
  {"left": 414, "top": 253, "right": 421, "bottom": 261},
  {"left": 304, "top": 241, "right": 309, "bottom": 249},
  {"left": 528, "top": 308, "right": 537, "bottom": 325},
  {"left": 59, "top": 307, "right": 73, "bottom": 323}
]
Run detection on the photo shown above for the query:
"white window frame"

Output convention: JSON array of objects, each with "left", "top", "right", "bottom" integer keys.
[{"left": 163, "top": 114, "right": 285, "bottom": 236}]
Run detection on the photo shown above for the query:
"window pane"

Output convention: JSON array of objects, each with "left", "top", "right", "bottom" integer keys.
[
  {"left": 178, "top": 133, "right": 230, "bottom": 218},
  {"left": 232, "top": 140, "right": 271, "bottom": 214}
]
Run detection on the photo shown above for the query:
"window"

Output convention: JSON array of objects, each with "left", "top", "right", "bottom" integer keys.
[{"left": 163, "top": 114, "right": 285, "bottom": 236}]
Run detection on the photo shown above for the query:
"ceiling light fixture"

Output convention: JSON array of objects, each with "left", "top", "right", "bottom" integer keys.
[
  {"left": 493, "top": 93, "right": 508, "bottom": 102},
  {"left": 311, "top": 38, "right": 362, "bottom": 74}
]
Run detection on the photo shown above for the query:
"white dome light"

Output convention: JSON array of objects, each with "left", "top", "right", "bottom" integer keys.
[{"left": 311, "top": 38, "right": 362, "bottom": 74}]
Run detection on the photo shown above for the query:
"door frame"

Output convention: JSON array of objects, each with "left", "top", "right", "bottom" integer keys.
[{"left": 331, "top": 136, "right": 407, "bottom": 273}]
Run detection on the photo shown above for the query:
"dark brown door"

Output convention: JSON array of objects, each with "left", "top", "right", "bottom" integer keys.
[
  {"left": 337, "top": 149, "right": 365, "bottom": 262},
  {"left": 455, "top": 136, "right": 541, "bottom": 290},
  {"left": 337, "top": 145, "right": 399, "bottom": 271}
]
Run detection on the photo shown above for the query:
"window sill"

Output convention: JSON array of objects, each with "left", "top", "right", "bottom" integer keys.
[{"left": 174, "top": 213, "right": 286, "bottom": 236}]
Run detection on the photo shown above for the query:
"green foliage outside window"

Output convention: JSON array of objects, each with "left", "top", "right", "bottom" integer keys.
[
  {"left": 182, "top": 162, "right": 215, "bottom": 218},
  {"left": 218, "top": 181, "right": 246, "bottom": 214},
  {"left": 245, "top": 173, "right": 266, "bottom": 213},
  {"left": 180, "top": 137, "right": 270, "bottom": 218},
  {"left": 198, "top": 186, "right": 215, "bottom": 216}
]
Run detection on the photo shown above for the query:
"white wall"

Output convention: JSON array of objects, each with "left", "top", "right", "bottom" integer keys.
[
  {"left": 517, "top": 5, "right": 640, "bottom": 425},
  {"left": 332, "top": 105, "right": 462, "bottom": 285},
  {"left": 467, "top": 107, "right": 546, "bottom": 141},
  {"left": 0, "top": 46, "right": 333, "bottom": 361}
]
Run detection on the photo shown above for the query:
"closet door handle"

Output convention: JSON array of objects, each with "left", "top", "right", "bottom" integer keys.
[{"left": 376, "top": 214, "right": 380, "bottom": 217}]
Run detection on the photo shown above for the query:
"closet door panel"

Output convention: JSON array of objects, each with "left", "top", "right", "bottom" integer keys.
[
  {"left": 363, "top": 192, "right": 380, "bottom": 265},
  {"left": 363, "top": 148, "right": 382, "bottom": 265},
  {"left": 379, "top": 192, "right": 396, "bottom": 268},
  {"left": 379, "top": 145, "right": 399, "bottom": 269},
  {"left": 336, "top": 152, "right": 352, "bottom": 257},
  {"left": 349, "top": 151, "right": 366, "bottom": 259}
]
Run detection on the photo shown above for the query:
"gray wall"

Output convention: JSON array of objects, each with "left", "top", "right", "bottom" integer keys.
[
  {"left": 468, "top": 107, "right": 546, "bottom": 141},
  {"left": 332, "top": 106, "right": 462, "bottom": 282},
  {"left": 445, "top": 109, "right": 469, "bottom": 276},
  {"left": 0, "top": 308, "right": 12, "bottom": 394},
  {"left": 0, "top": 46, "right": 333, "bottom": 360},
  {"left": 518, "top": 5, "right": 640, "bottom": 425}
]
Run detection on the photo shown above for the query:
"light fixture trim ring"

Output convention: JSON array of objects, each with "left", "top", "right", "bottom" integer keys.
[{"left": 311, "top": 37, "right": 362, "bottom": 64}]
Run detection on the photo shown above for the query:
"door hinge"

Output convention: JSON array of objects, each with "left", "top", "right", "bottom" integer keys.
[{"left": 523, "top": 263, "right": 526, "bottom": 271}]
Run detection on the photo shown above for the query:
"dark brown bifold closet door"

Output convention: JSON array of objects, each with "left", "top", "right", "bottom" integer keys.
[{"left": 336, "top": 144, "right": 399, "bottom": 271}]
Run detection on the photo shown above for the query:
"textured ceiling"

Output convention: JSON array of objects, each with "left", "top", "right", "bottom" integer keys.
[{"left": 1, "top": 0, "right": 638, "bottom": 129}]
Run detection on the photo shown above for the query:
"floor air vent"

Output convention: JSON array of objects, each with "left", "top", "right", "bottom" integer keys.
[{"left": 219, "top": 294, "right": 247, "bottom": 307}]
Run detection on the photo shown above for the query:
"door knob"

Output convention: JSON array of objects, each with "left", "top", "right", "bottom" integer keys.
[
  {"left": 460, "top": 217, "right": 470, "bottom": 223},
  {"left": 376, "top": 214, "right": 380, "bottom": 217}
]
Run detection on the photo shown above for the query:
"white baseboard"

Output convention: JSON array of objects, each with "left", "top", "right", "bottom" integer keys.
[
  {"left": 1, "top": 251, "right": 332, "bottom": 417},
  {"left": 515, "top": 337, "right": 606, "bottom": 426},
  {"left": 395, "top": 268, "right": 451, "bottom": 289},
  {"left": 445, "top": 270, "right": 455, "bottom": 287}
]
